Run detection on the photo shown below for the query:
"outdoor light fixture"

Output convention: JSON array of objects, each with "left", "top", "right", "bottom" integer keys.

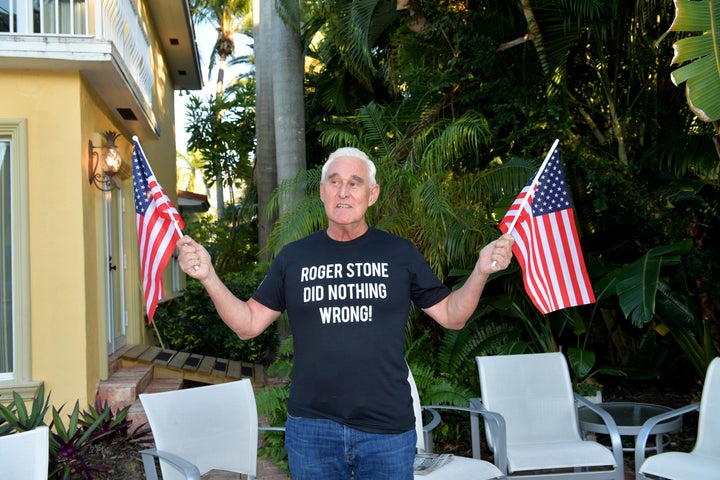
[{"left": 88, "top": 131, "right": 122, "bottom": 191}]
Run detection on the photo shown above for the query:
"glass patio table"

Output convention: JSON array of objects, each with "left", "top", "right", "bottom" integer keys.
[{"left": 577, "top": 401, "right": 683, "bottom": 453}]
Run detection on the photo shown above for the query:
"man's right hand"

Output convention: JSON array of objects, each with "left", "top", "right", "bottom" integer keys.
[{"left": 178, "top": 235, "right": 212, "bottom": 280}]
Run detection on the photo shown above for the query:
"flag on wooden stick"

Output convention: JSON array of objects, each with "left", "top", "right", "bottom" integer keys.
[
  {"left": 500, "top": 140, "right": 595, "bottom": 314},
  {"left": 132, "top": 136, "right": 184, "bottom": 323}
]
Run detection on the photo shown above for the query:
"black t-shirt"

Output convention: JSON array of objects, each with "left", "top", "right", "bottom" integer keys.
[{"left": 252, "top": 228, "right": 450, "bottom": 433}]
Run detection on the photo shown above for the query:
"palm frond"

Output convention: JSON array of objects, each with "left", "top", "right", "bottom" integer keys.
[
  {"left": 356, "top": 102, "right": 400, "bottom": 158},
  {"left": 319, "top": 128, "right": 363, "bottom": 151},
  {"left": 265, "top": 168, "right": 325, "bottom": 256},
  {"left": 425, "top": 380, "right": 475, "bottom": 406},
  {"left": 345, "top": 0, "right": 380, "bottom": 76},
  {"left": 438, "top": 320, "right": 521, "bottom": 375},
  {"left": 421, "top": 111, "right": 491, "bottom": 171}
]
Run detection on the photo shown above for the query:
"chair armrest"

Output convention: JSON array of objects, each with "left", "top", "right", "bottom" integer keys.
[
  {"left": 259, "top": 426, "right": 286, "bottom": 433},
  {"left": 420, "top": 406, "right": 442, "bottom": 453},
  {"left": 422, "top": 403, "right": 508, "bottom": 474},
  {"left": 140, "top": 448, "right": 201, "bottom": 480},
  {"left": 633, "top": 402, "right": 699, "bottom": 472},
  {"left": 422, "top": 407, "right": 442, "bottom": 433},
  {"left": 574, "top": 393, "right": 624, "bottom": 471}
]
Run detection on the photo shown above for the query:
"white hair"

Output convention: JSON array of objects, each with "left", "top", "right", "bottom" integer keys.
[{"left": 322, "top": 147, "right": 377, "bottom": 187}]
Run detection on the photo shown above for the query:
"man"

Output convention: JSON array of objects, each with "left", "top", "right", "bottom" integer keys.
[{"left": 178, "top": 147, "right": 514, "bottom": 479}]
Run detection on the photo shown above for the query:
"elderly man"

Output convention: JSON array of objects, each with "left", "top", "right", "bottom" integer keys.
[{"left": 178, "top": 147, "right": 514, "bottom": 480}]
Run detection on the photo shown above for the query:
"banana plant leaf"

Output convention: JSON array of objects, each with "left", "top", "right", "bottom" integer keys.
[
  {"left": 666, "top": 0, "right": 720, "bottom": 121},
  {"left": 595, "top": 239, "right": 692, "bottom": 327},
  {"left": 655, "top": 281, "right": 715, "bottom": 378},
  {"left": 568, "top": 347, "right": 595, "bottom": 380}
]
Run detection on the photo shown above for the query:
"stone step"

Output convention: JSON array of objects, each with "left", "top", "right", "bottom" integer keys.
[{"left": 97, "top": 364, "right": 154, "bottom": 406}]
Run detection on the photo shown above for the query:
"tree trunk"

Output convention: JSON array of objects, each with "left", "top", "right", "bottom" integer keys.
[
  {"left": 269, "top": 0, "right": 305, "bottom": 342},
  {"left": 518, "top": 0, "right": 548, "bottom": 76},
  {"left": 271, "top": 0, "right": 306, "bottom": 217},
  {"left": 253, "top": 0, "right": 277, "bottom": 260},
  {"left": 215, "top": 53, "right": 227, "bottom": 218}
]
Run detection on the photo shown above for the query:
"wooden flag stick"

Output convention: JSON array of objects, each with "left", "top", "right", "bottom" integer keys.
[
  {"left": 492, "top": 138, "right": 560, "bottom": 268},
  {"left": 504, "top": 138, "right": 560, "bottom": 235}
]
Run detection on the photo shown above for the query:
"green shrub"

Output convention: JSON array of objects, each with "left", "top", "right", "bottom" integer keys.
[
  {"left": 152, "top": 266, "right": 279, "bottom": 364},
  {"left": 256, "top": 335, "right": 293, "bottom": 474}
]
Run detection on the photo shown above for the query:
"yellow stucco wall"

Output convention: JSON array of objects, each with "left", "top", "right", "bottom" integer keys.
[
  {"left": 0, "top": 70, "right": 95, "bottom": 409},
  {"left": 0, "top": 0, "right": 185, "bottom": 414},
  {"left": 0, "top": 64, "right": 180, "bottom": 410}
]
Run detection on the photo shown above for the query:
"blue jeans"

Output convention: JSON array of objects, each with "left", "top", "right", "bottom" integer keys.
[{"left": 285, "top": 414, "right": 416, "bottom": 480}]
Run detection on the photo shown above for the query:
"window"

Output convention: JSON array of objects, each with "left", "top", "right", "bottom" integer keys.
[
  {"left": 0, "top": 0, "right": 87, "bottom": 34},
  {"left": 0, "top": 137, "right": 10, "bottom": 378},
  {"left": 0, "top": 119, "right": 38, "bottom": 401},
  {"left": 0, "top": 0, "right": 12, "bottom": 32}
]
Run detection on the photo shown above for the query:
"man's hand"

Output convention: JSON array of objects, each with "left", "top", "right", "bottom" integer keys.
[
  {"left": 178, "top": 235, "right": 213, "bottom": 281},
  {"left": 480, "top": 234, "right": 515, "bottom": 274}
]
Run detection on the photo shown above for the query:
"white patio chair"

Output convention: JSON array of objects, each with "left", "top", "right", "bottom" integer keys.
[
  {"left": 139, "top": 379, "right": 258, "bottom": 480},
  {"left": 408, "top": 370, "right": 506, "bottom": 479},
  {"left": 0, "top": 425, "right": 50, "bottom": 480},
  {"left": 475, "top": 352, "right": 624, "bottom": 480},
  {"left": 635, "top": 356, "right": 720, "bottom": 480}
]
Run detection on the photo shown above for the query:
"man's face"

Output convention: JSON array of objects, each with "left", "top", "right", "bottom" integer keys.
[{"left": 319, "top": 156, "right": 380, "bottom": 229}]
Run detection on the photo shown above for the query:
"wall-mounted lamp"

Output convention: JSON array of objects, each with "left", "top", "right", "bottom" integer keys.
[{"left": 88, "top": 131, "right": 122, "bottom": 191}]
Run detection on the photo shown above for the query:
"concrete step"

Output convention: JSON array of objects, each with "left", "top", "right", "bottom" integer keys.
[{"left": 97, "top": 364, "right": 154, "bottom": 406}]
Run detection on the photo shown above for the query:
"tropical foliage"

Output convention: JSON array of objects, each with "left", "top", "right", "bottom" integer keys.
[
  {"left": 171, "top": 0, "right": 720, "bottom": 463},
  {"left": 185, "top": 78, "right": 257, "bottom": 225},
  {"left": 180, "top": 0, "right": 720, "bottom": 412},
  {"left": 190, "top": 0, "right": 253, "bottom": 217},
  {"left": 152, "top": 268, "right": 278, "bottom": 364}
]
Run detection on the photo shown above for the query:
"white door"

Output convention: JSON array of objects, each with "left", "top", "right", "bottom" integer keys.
[{"left": 104, "top": 189, "right": 127, "bottom": 353}]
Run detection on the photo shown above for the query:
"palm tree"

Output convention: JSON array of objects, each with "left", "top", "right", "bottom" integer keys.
[
  {"left": 177, "top": 149, "right": 210, "bottom": 195},
  {"left": 271, "top": 0, "right": 306, "bottom": 218},
  {"left": 300, "top": 0, "right": 403, "bottom": 115},
  {"left": 193, "top": 0, "right": 252, "bottom": 95},
  {"left": 252, "top": 0, "right": 277, "bottom": 259},
  {"left": 191, "top": 0, "right": 252, "bottom": 217},
  {"left": 251, "top": 0, "right": 307, "bottom": 258}
]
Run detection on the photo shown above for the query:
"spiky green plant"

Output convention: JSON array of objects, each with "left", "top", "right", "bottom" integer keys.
[
  {"left": 79, "top": 395, "right": 152, "bottom": 444},
  {"left": 0, "top": 384, "right": 50, "bottom": 435},
  {"left": 48, "top": 401, "right": 109, "bottom": 479}
]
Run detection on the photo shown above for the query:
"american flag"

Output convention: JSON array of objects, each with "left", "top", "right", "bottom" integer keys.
[
  {"left": 500, "top": 148, "right": 595, "bottom": 314},
  {"left": 132, "top": 139, "right": 184, "bottom": 323}
]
